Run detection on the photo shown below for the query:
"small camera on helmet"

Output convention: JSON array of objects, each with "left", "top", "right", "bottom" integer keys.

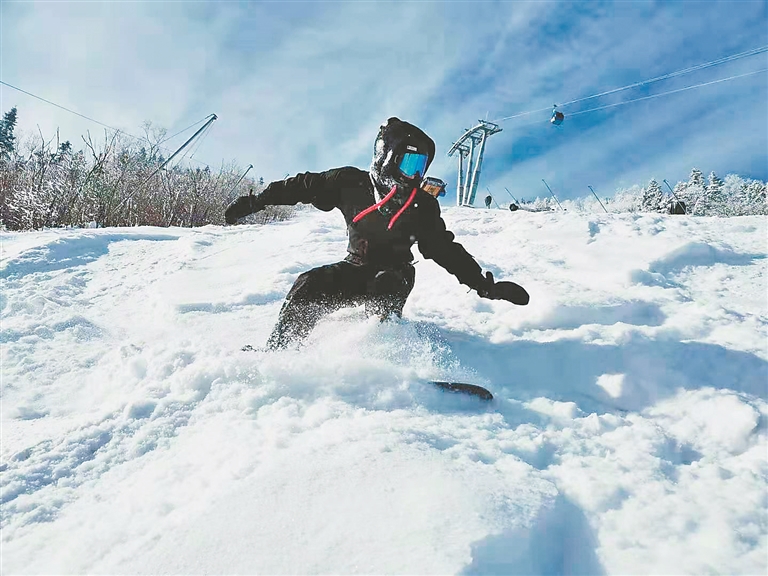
[{"left": 420, "top": 177, "right": 447, "bottom": 198}]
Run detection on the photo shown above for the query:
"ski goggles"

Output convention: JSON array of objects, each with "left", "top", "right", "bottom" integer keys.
[{"left": 398, "top": 152, "right": 428, "bottom": 179}]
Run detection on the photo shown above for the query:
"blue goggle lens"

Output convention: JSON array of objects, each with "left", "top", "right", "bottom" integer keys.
[{"left": 399, "top": 152, "right": 428, "bottom": 178}]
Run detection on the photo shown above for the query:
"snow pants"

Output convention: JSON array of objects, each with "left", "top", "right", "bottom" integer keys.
[{"left": 266, "top": 259, "right": 416, "bottom": 350}]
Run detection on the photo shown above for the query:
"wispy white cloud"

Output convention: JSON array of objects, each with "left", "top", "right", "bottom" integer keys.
[
  {"left": 2, "top": 1, "right": 766, "bottom": 203},
  {"left": 2, "top": 2, "right": 234, "bottom": 165}
]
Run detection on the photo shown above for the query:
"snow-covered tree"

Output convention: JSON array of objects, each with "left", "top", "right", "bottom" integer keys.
[
  {"left": 718, "top": 174, "right": 766, "bottom": 216},
  {"left": 670, "top": 181, "right": 689, "bottom": 213},
  {"left": 641, "top": 179, "right": 664, "bottom": 212},
  {"left": 590, "top": 172, "right": 762, "bottom": 217},
  {"left": 605, "top": 185, "right": 642, "bottom": 213},
  {"left": 689, "top": 168, "right": 705, "bottom": 187},
  {"left": 699, "top": 171, "right": 726, "bottom": 216},
  {"left": 740, "top": 180, "right": 767, "bottom": 215},
  {"left": 0, "top": 107, "right": 18, "bottom": 161},
  {"left": 531, "top": 196, "right": 554, "bottom": 211},
  {"left": 707, "top": 171, "right": 723, "bottom": 194},
  {"left": 0, "top": 115, "right": 276, "bottom": 230},
  {"left": 682, "top": 168, "right": 707, "bottom": 215}
]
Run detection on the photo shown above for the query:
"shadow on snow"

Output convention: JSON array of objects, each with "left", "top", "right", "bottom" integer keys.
[
  {"left": 432, "top": 326, "right": 767, "bottom": 414},
  {"left": 0, "top": 233, "right": 180, "bottom": 280},
  {"left": 461, "top": 495, "right": 605, "bottom": 576}
]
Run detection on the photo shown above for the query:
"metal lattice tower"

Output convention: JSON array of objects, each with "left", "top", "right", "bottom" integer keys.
[{"left": 447, "top": 121, "right": 502, "bottom": 206}]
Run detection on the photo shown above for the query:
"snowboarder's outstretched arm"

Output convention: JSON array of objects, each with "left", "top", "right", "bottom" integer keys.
[
  {"left": 416, "top": 208, "right": 483, "bottom": 288},
  {"left": 225, "top": 169, "right": 347, "bottom": 224},
  {"left": 417, "top": 197, "right": 529, "bottom": 305}
]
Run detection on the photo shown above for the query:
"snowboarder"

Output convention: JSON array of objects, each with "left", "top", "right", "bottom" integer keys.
[{"left": 225, "top": 117, "right": 528, "bottom": 350}]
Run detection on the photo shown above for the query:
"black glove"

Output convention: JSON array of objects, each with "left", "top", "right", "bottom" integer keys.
[
  {"left": 225, "top": 192, "right": 266, "bottom": 224},
  {"left": 476, "top": 271, "right": 530, "bottom": 306}
]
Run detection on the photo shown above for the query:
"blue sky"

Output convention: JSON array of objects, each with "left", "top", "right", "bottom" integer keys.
[{"left": 2, "top": 1, "right": 766, "bottom": 205}]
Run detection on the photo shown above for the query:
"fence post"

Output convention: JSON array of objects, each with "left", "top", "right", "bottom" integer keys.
[
  {"left": 587, "top": 185, "right": 608, "bottom": 213},
  {"left": 542, "top": 179, "right": 565, "bottom": 211}
]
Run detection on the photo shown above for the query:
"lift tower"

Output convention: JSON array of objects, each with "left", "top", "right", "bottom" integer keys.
[{"left": 447, "top": 121, "right": 502, "bottom": 206}]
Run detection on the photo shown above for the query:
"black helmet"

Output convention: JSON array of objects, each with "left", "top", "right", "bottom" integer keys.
[{"left": 369, "top": 117, "right": 436, "bottom": 213}]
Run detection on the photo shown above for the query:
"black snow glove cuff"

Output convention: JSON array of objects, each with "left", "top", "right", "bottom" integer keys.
[
  {"left": 475, "top": 271, "right": 530, "bottom": 306},
  {"left": 225, "top": 193, "right": 266, "bottom": 224}
]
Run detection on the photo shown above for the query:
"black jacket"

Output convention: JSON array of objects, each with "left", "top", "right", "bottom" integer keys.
[{"left": 257, "top": 167, "right": 485, "bottom": 290}]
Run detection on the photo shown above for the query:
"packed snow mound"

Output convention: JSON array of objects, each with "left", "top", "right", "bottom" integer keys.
[{"left": 2, "top": 208, "right": 766, "bottom": 575}]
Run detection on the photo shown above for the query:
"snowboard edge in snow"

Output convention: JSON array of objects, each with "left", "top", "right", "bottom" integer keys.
[
  {"left": 240, "top": 346, "right": 493, "bottom": 400},
  {"left": 431, "top": 381, "right": 493, "bottom": 400}
]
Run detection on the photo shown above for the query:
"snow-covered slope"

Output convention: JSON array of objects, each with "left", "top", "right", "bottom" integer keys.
[{"left": 2, "top": 207, "right": 766, "bottom": 575}]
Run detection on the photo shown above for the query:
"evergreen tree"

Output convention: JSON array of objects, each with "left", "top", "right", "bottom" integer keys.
[
  {"left": 689, "top": 167, "right": 705, "bottom": 187},
  {"left": 531, "top": 196, "right": 551, "bottom": 211},
  {"left": 673, "top": 181, "right": 690, "bottom": 209},
  {"left": 707, "top": 171, "right": 723, "bottom": 193},
  {"left": 641, "top": 179, "right": 664, "bottom": 212},
  {"left": 0, "top": 107, "right": 18, "bottom": 160},
  {"left": 703, "top": 171, "right": 726, "bottom": 216},
  {"left": 686, "top": 168, "right": 707, "bottom": 215},
  {"left": 742, "top": 180, "right": 767, "bottom": 215},
  {"left": 52, "top": 140, "right": 72, "bottom": 164}
]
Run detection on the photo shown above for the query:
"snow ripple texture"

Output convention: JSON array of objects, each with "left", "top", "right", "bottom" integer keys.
[{"left": 1, "top": 209, "right": 766, "bottom": 575}]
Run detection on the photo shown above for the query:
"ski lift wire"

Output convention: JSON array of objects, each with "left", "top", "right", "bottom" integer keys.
[
  {"left": 568, "top": 68, "right": 767, "bottom": 118},
  {"left": 187, "top": 120, "right": 215, "bottom": 161},
  {"left": 173, "top": 123, "right": 207, "bottom": 168},
  {"left": 0, "top": 79, "right": 235, "bottom": 175},
  {"left": 109, "top": 114, "right": 219, "bottom": 222},
  {"left": 493, "top": 44, "right": 768, "bottom": 123},
  {"left": 1, "top": 79, "right": 125, "bottom": 134},
  {"left": 168, "top": 120, "right": 212, "bottom": 173},
  {"left": 159, "top": 114, "right": 214, "bottom": 145},
  {"left": 501, "top": 67, "right": 766, "bottom": 130},
  {"left": 560, "top": 45, "right": 768, "bottom": 109},
  {"left": 159, "top": 116, "right": 215, "bottom": 172}
]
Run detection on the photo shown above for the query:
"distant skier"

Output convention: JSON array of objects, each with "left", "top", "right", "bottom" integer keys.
[{"left": 225, "top": 117, "right": 528, "bottom": 350}]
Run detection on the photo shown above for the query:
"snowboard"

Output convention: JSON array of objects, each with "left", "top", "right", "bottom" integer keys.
[
  {"left": 240, "top": 346, "right": 493, "bottom": 400},
  {"left": 431, "top": 381, "right": 493, "bottom": 400}
]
